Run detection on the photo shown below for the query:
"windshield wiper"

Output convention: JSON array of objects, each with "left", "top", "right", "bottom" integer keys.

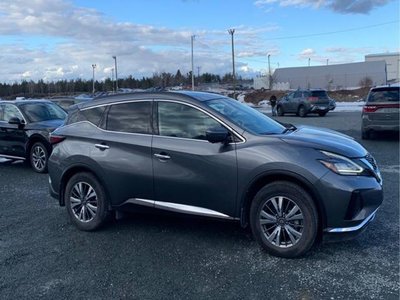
[{"left": 282, "top": 124, "right": 297, "bottom": 134}]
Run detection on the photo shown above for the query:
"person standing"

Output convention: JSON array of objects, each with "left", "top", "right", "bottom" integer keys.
[{"left": 269, "top": 95, "right": 277, "bottom": 116}]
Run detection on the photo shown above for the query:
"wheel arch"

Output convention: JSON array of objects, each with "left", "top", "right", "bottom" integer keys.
[
  {"left": 239, "top": 171, "right": 326, "bottom": 237},
  {"left": 59, "top": 165, "right": 111, "bottom": 210},
  {"left": 26, "top": 134, "right": 51, "bottom": 158}
]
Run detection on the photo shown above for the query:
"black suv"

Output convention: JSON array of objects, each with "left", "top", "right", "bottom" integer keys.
[
  {"left": 48, "top": 92, "right": 382, "bottom": 258},
  {"left": 0, "top": 100, "right": 67, "bottom": 172},
  {"left": 277, "top": 89, "right": 331, "bottom": 117}
]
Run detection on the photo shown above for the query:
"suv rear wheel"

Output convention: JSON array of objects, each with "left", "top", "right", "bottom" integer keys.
[
  {"left": 250, "top": 181, "right": 318, "bottom": 258},
  {"left": 65, "top": 172, "right": 111, "bottom": 231}
]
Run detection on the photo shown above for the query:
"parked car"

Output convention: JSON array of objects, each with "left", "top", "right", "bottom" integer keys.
[
  {"left": 0, "top": 99, "right": 67, "bottom": 172},
  {"left": 361, "top": 85, "right": 400, "bottom": 139},
  {"left": 277, "top": 89, "right": 331, "bottom": 117},
  {"left": 48, "top": 97, "right": 91, "bottom": 110},
  {"left": 48, "top": 91, "right": 382, "bottom": 258}
]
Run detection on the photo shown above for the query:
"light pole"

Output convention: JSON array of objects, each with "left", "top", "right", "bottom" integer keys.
[
  {"left": 268, "top": 54, "right": 271, "bottom": 89},
  {"left": 191, "top": 35, "right": 195, "bottom": 91},
  {"left": 112, "top": 56, "right": 118, "bottom": 92},
  {"left": 91, "top": 64, "right": 96, "bottom": 94},
  {"left": 111, "top": 68, "right": 115, "bottom": 92},
  {"left": 228, "top": 29, "right": 236, "bottom": 98},
  {"left": 308, "top": 58, "right": 311, "bottom": 67},
  {"left": 326, "top": 59, "right": 329, "bottom": 65}
]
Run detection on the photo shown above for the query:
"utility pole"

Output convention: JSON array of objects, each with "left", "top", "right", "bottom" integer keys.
[
  {"left": 112, "top": 56, "right": 118, "bottom": 92},
  {"left": 308, "top": 58, "right": 311, "bottom": 67},
  {"left": 92, "top": 64, "right": 96, "bottom": 94},
  {"left": 326, "top": 59, "right": 329, "bottom": 65},
  {"left": 191, "top": 35, "right": 195, "bottom": 91},
  {"left": 228, "top": 29, "right": 236, "bottom": 99}
]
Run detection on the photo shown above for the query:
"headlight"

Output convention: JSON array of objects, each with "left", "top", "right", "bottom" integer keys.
[{"left": 319, "top": 151, "right": 364, "bottom": 175}]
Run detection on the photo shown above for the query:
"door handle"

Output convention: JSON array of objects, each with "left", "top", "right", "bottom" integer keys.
[
  {"left": 95, "top": 144, "right": 109, "bottom": 150},
  {"left": 154, "top": 153, "right": 171, "bottom": 160}
]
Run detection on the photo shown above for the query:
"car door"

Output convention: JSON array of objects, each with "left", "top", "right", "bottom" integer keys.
[
  {"left": 0, "top": 103, "right": 27, "bottom": 158},
  {"left": 284, "top": 92, "right": 295, "bottom": 112},
  {"left": 90, "top": 101, "right": 154, "bottom": 205},
  {"left": 151, "top": 100, "right": 238, "bottom": 218}
]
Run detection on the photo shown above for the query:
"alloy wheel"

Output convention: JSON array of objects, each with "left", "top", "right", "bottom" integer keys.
[
  {"left": 259, "top": 196, "right": 304, "bottom": 248},
  {"left": 70, "top": 182, "right": 98, "bottom": 223},
  {"left": 32, "top": 145, "right": 46, "bottom": 171}
]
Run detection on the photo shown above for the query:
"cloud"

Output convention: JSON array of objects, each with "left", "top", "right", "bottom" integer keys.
[
  {"left": 254, "top": 0, "right": 392, "bottom": 14},
  {"left": 0, "top": 0, "right": 278, "bottom": 82}
]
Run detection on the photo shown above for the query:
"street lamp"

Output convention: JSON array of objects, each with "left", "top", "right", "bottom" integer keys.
[
  {"left": 191, "top": 35, "right": 195, "bottom": 91},
  {"left": 268, "top": 54, "right": 271, "bottom": 89},
  {"left": 112, "top": 56, "right": 118, "bottom": 92},
  {"left": 91, "top": 64, "right": 96, "bottom": 94},
  {"left": 308, "top": 58, "right": 311, "bottom": 67},
  {"left": 228, "top": 29, "right": 236, "bottom": 98},
  {"left": 111, "top": 68, "right": 115, "bottom": 92}
]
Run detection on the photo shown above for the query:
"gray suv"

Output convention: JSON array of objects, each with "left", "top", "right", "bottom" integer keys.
[
  {"left": 361, "top": 85, "right": 399, "bottom": 139},
  {"left": 277, "top": 89, "right": 331, "bottom": 117},
  {"left": 48, "top": 91, "right": 383, "bottom": 258}
]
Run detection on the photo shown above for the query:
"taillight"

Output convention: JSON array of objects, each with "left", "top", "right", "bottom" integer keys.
[
  {"left": 308, "top": 96, "right": 318, "bottom": 102},
  {"left": 363, "top": 106, "right": 378, "bottom": 113},
  {"left": 50, "top": 135, "right": 65, "bottom": 145}
]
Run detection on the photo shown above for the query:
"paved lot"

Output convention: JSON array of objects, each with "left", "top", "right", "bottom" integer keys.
[{"left": 0, "top": 112, "right": 399, "bottom": 299}]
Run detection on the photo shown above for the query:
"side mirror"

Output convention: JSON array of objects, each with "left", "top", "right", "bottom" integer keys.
[
  {"left": 8, "top": 117, "right": 24, "bottom": 125},
  {"left": 206, "top": 127, "right": 230, "bottom": 144}
]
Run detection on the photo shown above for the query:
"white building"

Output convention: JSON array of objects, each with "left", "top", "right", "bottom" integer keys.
[
  {"left": 272, "top": 61, "right": 387, "bottom": 90},
  {"left": 365, "top": 52, "right": 400, "bottom": 83}
]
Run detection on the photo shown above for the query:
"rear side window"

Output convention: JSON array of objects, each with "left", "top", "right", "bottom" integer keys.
[
  {"left": 106, "top": 101, "right": 151, "bottom": 134},
  {"left": 367, "top": 87, "right": 399, "bottom": 103},
  {"left": 79, "top": 107, "right": 106, "bottom": 126}
]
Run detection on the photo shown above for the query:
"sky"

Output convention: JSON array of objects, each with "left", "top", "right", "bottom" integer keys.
[{"left": 0, "top": 0, "right": 398, "bottom": 83}]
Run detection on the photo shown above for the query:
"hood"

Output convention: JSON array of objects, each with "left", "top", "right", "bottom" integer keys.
[
  {"left": 281, "top": 125, "right": 367, "bottom": 158},
  {"left": 30, "top": 119, "right": 65, "bottom": 130}
]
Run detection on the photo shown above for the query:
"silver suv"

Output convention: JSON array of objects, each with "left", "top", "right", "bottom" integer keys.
[
  {"left": 276, "top": 89, "right": 331, "bottom": 117},
  {"left": 361, "top": 85, "right": 400, "bottom": 139}
]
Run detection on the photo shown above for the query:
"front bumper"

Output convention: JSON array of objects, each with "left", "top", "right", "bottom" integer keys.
[{"left": 315, "top": 171, "right": 383, "bottom": 241}]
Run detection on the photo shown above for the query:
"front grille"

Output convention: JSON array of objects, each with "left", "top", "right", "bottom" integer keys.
[{"left": 365, "top": 153, "right": 377, "bottom": 171}]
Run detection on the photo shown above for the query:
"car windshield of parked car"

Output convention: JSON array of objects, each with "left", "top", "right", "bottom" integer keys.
[
  {"left": 368, "top": 87, "right": 399, "bottom": 103},
  {"left": 309, "top": 90, "right": 329, "bottom": 98},
  {"left": 19, "top": 102, "right": 67, "bottom": 123},
  {"left": 205, "top": 97, "right": 285, "bottom": 135}
]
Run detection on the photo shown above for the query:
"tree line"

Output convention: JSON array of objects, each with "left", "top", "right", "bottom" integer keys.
[{"left": 0, "top": 70, "right": 244, "bottom": 99}]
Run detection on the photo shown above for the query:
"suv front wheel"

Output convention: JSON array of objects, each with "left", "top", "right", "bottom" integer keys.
[
  {"left": 65, "top": 172, "right": 111, "bottom": 231},
  {"left": 29, "top": 142, "right": 49, "bottom": 173},
  {"left": 250, "top": 181, "right": 318, "bottom": 258}
]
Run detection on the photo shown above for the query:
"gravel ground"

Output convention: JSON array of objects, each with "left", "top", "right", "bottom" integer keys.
[{"left": 0, "top": 111, "right": 398, "bottom": 299}]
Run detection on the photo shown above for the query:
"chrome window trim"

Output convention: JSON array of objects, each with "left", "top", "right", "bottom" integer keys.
[
  {"left": 325, "top": 208, "right": 378, "bottom": 233},
  {"left": 125, "top": 198, "right": 237, "bottom": 220},
  {"left": 76, "top": 98, "right": 246, "bottom": 144}
]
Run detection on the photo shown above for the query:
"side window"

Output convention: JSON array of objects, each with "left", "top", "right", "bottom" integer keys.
[
  {"left": 106, "top": 101, "right": 151, "bottom": 134},
  {"left": 157, "top": 102, "right": 222, "bottom": 140},
  {"left": 294, "top": 91, "right": 302, "bottom": 98},
  {"left": 78, "top": 106, "right": 106, "bottom": 126},
  {"left": 287, "top": 93, "right": 294, "bottom": 100},
  {"left": 3, "top": 104, "right": 23, "bottom": 122}
]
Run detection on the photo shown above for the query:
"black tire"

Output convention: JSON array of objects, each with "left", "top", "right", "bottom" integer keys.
[
  {"left": 361, "top": 130, "right": 371, "bottom": 140},
  {"left": 318, "top": 111, "right": 327, "bottom": 117},
  {"left": 65, "top": 172, "right": 111, "bottom": 231},
  {"left": 29, "top": 142, "right": 49, "bottom": 173},
  {"left": 277, "top": 106, "right": 284, "bottom": 116},
  {"left": 250, "top": 181, "right": 318, "bottom": 258},
  {"left": 298, "top": 106, "right": 307, "bottom": 118}
]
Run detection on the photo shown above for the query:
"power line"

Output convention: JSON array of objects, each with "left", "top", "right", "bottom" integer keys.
[{"left": 264, "top": 20, "right": 399, "bottom": 41}]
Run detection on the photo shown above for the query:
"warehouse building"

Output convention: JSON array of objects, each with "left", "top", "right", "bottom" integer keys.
[{"left": 365, "top": 52, "right": 400, "bottom": 83}]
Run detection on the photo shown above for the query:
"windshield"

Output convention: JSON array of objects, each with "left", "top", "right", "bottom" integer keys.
[
  {"left": 205, "top": 98, "right": 286, "bottom": 135},
  {"left": 19, "top": 102, "right": 67, "bottom": 123},
  {"left": 310, "top": 90, "right": 328, "bottom": 98}
]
